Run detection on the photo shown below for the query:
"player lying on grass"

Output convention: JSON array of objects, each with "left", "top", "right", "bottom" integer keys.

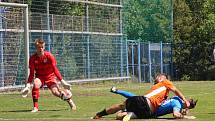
[
  {"left": 21, "top": 38, "right": 76, "bottom": 112},
  {"left": 93, "top": 73, "right": 191, "bottom": 120},
  {"left": 110, "top": 87, "right": 197, "bottom": 120}
]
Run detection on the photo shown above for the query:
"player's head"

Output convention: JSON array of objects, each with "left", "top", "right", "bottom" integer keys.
[
  {"left": 35, "top": 38, "right": 45, "bottom": 56},
  {"left": 188, "top": 98, "right": 198, "bottom": 109},
  {"left": 154, "top": 73, "right": 168, "bottom": 84}
]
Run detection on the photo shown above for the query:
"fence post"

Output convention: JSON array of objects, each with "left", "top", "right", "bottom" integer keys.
[
  {"left": 148, "top": 41, "right": 152, "bottom": 83},
  {"left": 0, "top": 6, "right": 3, "bottom": 87},
  {"left": 131, "top": 42, "right": 134, "bottom": 77},
  {"left": 46, "top": 0, "right": 51, "bottom": 52},
  {"left": 160, "top": 41, "right": 163, "bottom": 73},
  {"left": 126, "top": 39, "right": 129, "bottom": 78},
  {"left": 138, "top": 41, "right": 141, "bottom": 82}
]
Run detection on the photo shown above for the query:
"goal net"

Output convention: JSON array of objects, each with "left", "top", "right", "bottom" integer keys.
[{"left": 0, "top": 2, "right": 29, "bottom": 90}]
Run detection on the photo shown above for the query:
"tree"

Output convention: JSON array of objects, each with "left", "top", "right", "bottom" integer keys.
[
  {"left": 173, "top": 0, "right": 215, "bottom": 80},
  {"left": 172, "top": 0, "right": 194, "bottom": 80},
  {"left": 123, "top": 0, "right": 172, "bottom": 42}
]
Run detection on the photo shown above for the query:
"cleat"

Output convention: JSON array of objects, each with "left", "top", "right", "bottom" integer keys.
[
  {"left": 123, "top": 114, "right": 131, "bottom": 121},
  {"left": 31, "top": 107, "right": 38, "bottom": 113},
  {"left": 92, "top": 114, "right": 102, "bottom": 119},
  {"left": 110, "top": 86, "right": 117, "bottom": 93}
]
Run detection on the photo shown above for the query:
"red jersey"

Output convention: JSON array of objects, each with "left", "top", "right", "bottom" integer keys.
[
  {"left": 27, "top": 51, "right": 62, "bottom": 83},
  {"left": 144, "top": 79, "right": 174, "bottom": 111}
]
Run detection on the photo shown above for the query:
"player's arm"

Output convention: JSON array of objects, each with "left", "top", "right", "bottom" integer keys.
[
  {"left": 169, "top": 86, "right": 190, "bottom": 108},
  {"left": 21, "top": 57, "right": 34, "bottom": 97},
  {"left": 163, "top": 80, "right": 190, "bottom": 108},
  {"left": 49, "top": 53, "right": 71, "bottom": 90},
  {"left": 173, "top": 111, "right": 184, "bottom": 118},
  {"left": 49, "top": 53, "right": 63, "bottom": 80},
  {"left": 173, "top": 108, "right": 196, "bottom": 119},
  {"left": 27, "top": 66, "right": 35, "bottom": 84},
  {"left": 173, "top": 112, "right": 196, "bottom": 119},
  {"left": 183, "top": 115, "right": 196, "bottom": 119}
]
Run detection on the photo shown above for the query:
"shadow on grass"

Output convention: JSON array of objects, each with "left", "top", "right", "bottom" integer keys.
[
  {"left": 1, "top": 110, "right": 31, "bottom": 112},
  {"left": 208, "top": 113, "right": 215, "bottom": 114},
  {"left": 1, "top": 109, "right": 66, "bottom": 112},
  {"left": 156, "top": 117, "right": 176, "bottom": 120}
]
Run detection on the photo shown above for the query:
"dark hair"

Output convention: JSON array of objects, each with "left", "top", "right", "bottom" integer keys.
[
  {"left": 189, "top": 99, "right": 198, "bottom": 109},
  {"left": 156, "top": 73, "right": 169, "bottom": 80}
]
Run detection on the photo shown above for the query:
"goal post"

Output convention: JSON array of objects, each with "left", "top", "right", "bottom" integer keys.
[{"left": 0, "top": 2, "right": 29, "bottom": 89}]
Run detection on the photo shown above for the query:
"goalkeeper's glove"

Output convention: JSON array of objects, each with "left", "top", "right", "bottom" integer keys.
[
  {"left": 21, "top": 83, "right": 31, "bottom": 98},
  {"left": 61, "top": 79, "right": 71, "bottom": 90}
]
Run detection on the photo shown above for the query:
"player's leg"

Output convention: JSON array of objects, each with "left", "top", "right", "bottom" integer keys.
[
  {"left": 67, "top": 98, "right": 77, "bottom": 110},
  {"left": 93, "top": 102, "right": 126, "bottom": 119},
  {"left": 47, "top": 81, "right": 76, "bottom": 110},
  {"left": 48, "top": 82, "right": 61, "bottom": 97},
  {"left": 116, "top": 110, "right": 128, "bottom": 120},
  {"left": 31, "top": 78, "right": 42, "bottom": 112},
  {"left": 110, "top": 87, "right": 137, "bottom": 98},
  {"left": 122, "top": 112, "right": 137, "bottom": 121}
]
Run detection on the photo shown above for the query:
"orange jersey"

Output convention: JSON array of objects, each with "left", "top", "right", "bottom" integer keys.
[{"left": 144, "top": 79, "right": 174, "bottom": 110}]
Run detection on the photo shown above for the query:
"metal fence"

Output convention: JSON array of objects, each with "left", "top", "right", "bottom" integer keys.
[
  {"left": 128, "top": 40, "right": 172, "bottom": 83},
  {"left": 0, "top": 0, "right": 129, "bottom": 89},
  {"left": 0, "top": 0, "right": 173, "bottom": 89}
]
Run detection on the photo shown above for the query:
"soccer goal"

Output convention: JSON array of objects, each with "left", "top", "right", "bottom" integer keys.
[{"left": 0, "top": 2, "right": 29, "bottom": 91}]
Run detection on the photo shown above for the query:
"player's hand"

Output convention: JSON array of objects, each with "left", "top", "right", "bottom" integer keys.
[
  {"left": 183, "top": 115, "right": 196, "bottom": 119},
  {"left": 21, "top": 83, "right": 31, "bottom": 98},
  {"left": 61, "top": 79, "right": 71, "bottom": 90},
  {"left": 181, "top": 108, "right": 189, "bottom": 115},
  {"left": 185, "top": 100, "right": 190, "bottom": 108}
]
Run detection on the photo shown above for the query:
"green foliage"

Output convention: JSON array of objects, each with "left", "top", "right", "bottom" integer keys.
[
  {"left": 173, "top": 0, "right": 215, "bottom": 80},
  {"left": 173, "top": 0, "right": 193, "bottom": 41},
  {"left": 49, "top": 0, "right": 84, "bottom": 16},
  {"left": 123, "top": 0, "right": 172, "bottom": 42},
  {"left": 29, "top": 0, "right": 84, "bottom": 16},
  {"left": 181, "top": 74, "right": 191, "bottom": 81}
]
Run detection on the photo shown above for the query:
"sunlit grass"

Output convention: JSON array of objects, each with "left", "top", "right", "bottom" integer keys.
[{"left": 0, "top": 81, "right": 214, "bottom": 121}]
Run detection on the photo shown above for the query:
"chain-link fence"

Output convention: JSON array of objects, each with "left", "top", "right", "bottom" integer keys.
[
  {"left": 0, "top": 2, "right": 29, "bottom": 88},
  {"left": 0, "top": 0, "right": 173, "bottom": 89},
  {"left": 128, "top": 40, "right": 172, "bottom": 83},
  {"left": 0, "top": 0, "right": 128, "bottom": 89}
]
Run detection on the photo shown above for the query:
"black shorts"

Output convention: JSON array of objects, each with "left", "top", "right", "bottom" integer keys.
[{"left": 125, "top": 96, "right": 154, "bottom": 119}]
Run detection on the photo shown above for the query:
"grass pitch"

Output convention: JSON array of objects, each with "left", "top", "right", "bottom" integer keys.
[{"left": 0, "top": 81, "right": 215, "bottom": 121}]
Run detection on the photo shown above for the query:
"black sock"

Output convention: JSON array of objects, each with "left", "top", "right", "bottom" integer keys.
[{"left": 96, "top": 109, "right": 108, "bottom": 116}]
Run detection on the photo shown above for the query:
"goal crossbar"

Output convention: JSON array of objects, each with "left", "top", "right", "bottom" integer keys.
[
  {"left": 0, "top": 2, "right": 28, "bottom": 8},
  {"left": 60, "top": 0, "right": 122, "bottom": 8}
]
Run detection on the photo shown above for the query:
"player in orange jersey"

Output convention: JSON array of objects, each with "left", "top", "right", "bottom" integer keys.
[
  {"left": 93, "top": 73, "right": 190, "bottom": 119},
  {"left": 110, "top": 87, "right": 197, "bottom": 120},
  {"left": 21, "top": 38, "right": 76, "bottom": 112}
]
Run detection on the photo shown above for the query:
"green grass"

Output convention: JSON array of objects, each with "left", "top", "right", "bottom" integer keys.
[{"left": 0, "top": 81, "right": 215, "bottom": 121}]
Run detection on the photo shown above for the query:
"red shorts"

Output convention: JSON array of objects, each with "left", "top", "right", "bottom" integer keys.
[{"left": 38, "top": 77, "right": 58, "bottom": 89}]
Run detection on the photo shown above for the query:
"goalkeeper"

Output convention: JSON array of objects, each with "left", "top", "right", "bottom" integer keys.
[{"left": 21, "top": 38, "right": 76, "bottom": 112}]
